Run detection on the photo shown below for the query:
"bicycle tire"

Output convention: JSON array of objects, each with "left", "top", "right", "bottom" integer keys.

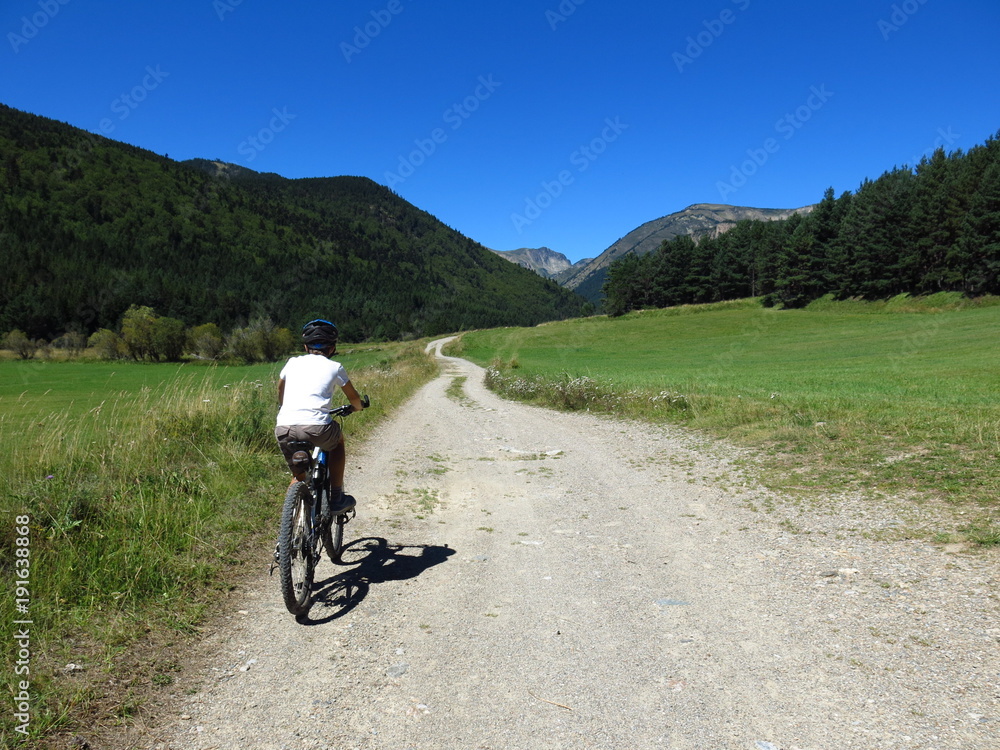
[
  {"left": 278, "top": 481, "right": 315, "bottom": 615},
  {"left": 322, "top": 515, "right": 345, "bottom": 563}
]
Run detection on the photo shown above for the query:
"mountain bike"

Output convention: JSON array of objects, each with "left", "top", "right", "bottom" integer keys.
[{"left": 274, "top": 396, "right": 369, "bottom": 616}]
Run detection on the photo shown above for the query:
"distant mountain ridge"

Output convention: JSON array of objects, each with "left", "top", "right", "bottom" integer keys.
[
  {"left": 558, "top": 203, "right": 814, "bottom": 302},
  {"left": 490, "top": 246, "right": 592, "bottom": 279}
]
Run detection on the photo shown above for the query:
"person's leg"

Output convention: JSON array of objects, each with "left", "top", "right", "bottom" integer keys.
[
  {"left": 327, "top": 432, "right": 355, "bottom": 513},
  {"left": 330, "top": 433, "right": 346, "bottom": 495},
  {"left": 299, "top": 423, "right": 353, "bottom": 514}
]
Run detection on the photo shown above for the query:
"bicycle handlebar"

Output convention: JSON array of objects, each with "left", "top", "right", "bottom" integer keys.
[{"left": 329, "top": 394, "right": 370, "bottom": 418}]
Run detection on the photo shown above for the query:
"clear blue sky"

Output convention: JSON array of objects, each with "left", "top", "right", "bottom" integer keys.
[{"left": 3, "top": 0, "right": 998, "bottom": 262}]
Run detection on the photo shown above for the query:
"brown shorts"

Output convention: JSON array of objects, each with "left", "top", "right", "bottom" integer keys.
[{"left": 274, "top": 422, "right": 343, "bottom": 471}]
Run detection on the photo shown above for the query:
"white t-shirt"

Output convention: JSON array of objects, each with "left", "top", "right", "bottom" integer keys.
[{"left": 276, "top": 354, "right": 349, "bottom": 426}]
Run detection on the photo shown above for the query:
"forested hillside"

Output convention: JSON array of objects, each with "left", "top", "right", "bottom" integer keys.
[
  {"left": 0, "top": 105, "right": 585, "bottom": 342},
  {"left": 603, "top": 133, "right": 1000, "bottom": 315}
]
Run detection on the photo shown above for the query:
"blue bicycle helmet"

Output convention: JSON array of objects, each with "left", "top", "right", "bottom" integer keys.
[{"left": 301, "top": 319, "right": 338, "bottom": 349}]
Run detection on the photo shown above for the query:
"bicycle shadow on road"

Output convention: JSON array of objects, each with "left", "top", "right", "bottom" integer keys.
[{"left": 297, "top": 537, "right": 455, "bottom": 625}]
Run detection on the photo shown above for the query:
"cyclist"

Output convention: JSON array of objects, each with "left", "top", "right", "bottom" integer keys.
[{"left": 275, "top": 319, "right": 365, "bottom": 516}]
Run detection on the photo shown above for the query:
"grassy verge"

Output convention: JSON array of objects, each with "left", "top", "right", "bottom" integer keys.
[
  {"left": 0, "top": 341, "right": 437, "bottom": 746},
  {"left": 449, "top": 295, "right": 1000, "bottom": 546}
]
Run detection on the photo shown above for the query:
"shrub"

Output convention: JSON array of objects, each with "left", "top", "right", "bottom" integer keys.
[
  {"left": 121, "top": 304, "right": 158, "bottom": 360},
  {"left": 2, "top": 329, "right": 38, "bottom": 359},
  {"left": 187, "top": 323, "right": 224, "bottom": 360},
  {"left": 484, "top": 367, "right": 690, "bottom": 417},
  {"left": 151, "top": 316, "right": 186, "bottom": 361},
  {"left": 88, "top": 328, "right": 126, "bottom": 360},
  {"left": 225, "top": 318, "right": 295, "bottom": 363},
  {"left": 52, "top": 331, "right": 87, "bottom": 356}
]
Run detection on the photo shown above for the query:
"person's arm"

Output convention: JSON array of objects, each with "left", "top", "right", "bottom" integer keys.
[
  {"left": 277, "top": 377, "right": 285, "bottom": 407},
  {"left": 341, "top": 380, "right": 365, "bottom": 413}
]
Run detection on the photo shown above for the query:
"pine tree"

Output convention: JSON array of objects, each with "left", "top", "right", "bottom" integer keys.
[
  {"left": 649, "top": 235, "right": 696, "bottom": 307},
  {"left": 954, "top": 148, "right": 1000, "bottom": 294},
  {"left": 906, "top": 148, "right": 966, "bottom": 292},
  {"left": 685, "top": 235, "right": 716, "bottom": 304},
  {"left": 754, "top": 219, "right": 789, "bottom": 304},
  {"left": 709, "top": 222, "right": 759, "bottom": 302},
  {"left": 773, "top": 190, "right": 841, "bottom": 307},
  {"left": 602, "top": 253, "right": 649, "bottom": 316},
  {"left": 833, "top": 169, "right": 915, "bottom": 298}
]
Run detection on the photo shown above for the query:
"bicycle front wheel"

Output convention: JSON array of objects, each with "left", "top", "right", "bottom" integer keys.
[{"left": 278, "top": 481, "right": 315, "bottom": 616}]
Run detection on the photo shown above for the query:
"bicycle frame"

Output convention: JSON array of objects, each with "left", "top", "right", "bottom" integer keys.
[{"left": 307, "top": 444, "right": 329, "bottom": 519}]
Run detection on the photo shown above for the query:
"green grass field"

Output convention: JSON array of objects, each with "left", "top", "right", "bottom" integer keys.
[
  {"left": 0, "top": 343, "right": 436, "bottom": 746},
  {"left": 0, "top": 344, "right": 400, "bottom": 425},
  {"left": 452, "top": 296, "right": 1000, "bottom": 542}
]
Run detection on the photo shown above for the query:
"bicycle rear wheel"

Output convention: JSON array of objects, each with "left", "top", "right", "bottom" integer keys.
[
  {"left": 278, "top": 481, "right": 315, "bottom": 615},
  {"left": 322, "top": 514, "right": 345, "bottom": 563}
]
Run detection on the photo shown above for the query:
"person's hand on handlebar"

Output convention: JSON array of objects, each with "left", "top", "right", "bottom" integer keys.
[{"left": 330, "top": 395, "right": 369, "bottom": 418}]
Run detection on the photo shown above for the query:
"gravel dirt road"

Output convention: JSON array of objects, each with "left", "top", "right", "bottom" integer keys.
[{"left": 137, "top": 340, "right": 999, "bottom": 750}]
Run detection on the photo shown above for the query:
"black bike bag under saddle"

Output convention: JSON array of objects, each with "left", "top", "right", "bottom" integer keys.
[{"left": 287, "top": 441, "right": 313, "bottom": 472}]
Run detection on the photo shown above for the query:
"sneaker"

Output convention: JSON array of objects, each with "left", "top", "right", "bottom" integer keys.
[{"left": 328, "top": 492, "right": 357, "bottom": 515}]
